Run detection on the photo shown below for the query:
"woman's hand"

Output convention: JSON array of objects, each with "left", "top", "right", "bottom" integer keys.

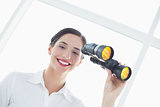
[{"left": 102, "top": 68, "right": 126, "bottom": 107}]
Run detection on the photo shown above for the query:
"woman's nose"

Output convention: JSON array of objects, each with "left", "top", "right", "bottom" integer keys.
[{"left": 62, "top": 51, "right": 71, "bottom": 59}]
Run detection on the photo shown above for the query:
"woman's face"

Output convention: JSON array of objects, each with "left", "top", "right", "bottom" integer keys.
[{"left": 48, "top": 33, "right": 83, "bottom": 74}]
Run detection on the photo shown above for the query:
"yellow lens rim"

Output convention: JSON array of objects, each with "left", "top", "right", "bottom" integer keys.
[
  {"left": 102, "top": 47, "right": 111, "bottom": 60},
  {"left": 121, "top": 67, "right": 130, "bottom": 80}
]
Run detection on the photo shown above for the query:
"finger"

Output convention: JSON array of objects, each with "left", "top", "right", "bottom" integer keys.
[
  {"left": 118, "top": 62, "right": 122, "bottom": 65},
  {"left": 118, "top": 62, "right": 126, "bottom": 66},
  {"left": 112, "top": 74, "right": 117, "bottom": 79},
  {"left": 105, "top": 68, "right": 112, "bottom": 80}
]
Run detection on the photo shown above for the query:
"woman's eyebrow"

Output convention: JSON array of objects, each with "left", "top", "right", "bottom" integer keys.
[
  {"left": 59, "top": 41, "right": 80, "bottom": 51},
  {"left": 74, "top": 47, "right": 80, "bottom": 51},
  {"left": 59, "top": 41, "right": 68, "bottom": 45}
]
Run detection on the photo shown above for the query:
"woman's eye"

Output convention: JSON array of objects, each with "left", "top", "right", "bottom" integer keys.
[
  {"left": 59, "top": 46, "right": 65, "bottom": 49},
  {"left": 73, "top": 51, "right": 79, "bottom": 55}
]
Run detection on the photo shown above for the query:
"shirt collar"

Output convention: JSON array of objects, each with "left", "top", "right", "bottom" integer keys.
[
  {"left": 58, "top": 82, "right": 71, "bottom": 102},
  {"left": 27, "top": 70, "right": 44, "bottom": 84},
  {"left": 27, "top": 70, "right": 71, "bottom": 102}
]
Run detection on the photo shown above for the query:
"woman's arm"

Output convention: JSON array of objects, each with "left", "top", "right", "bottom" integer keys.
[{"left": 102, "top": 69, "right": 126, "bottom": 107}]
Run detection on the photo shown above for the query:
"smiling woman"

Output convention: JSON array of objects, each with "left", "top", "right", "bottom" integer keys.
[
  {"left": 0, "top": 28, "right": 86, "bottom": 107},
  {"left": 47, "top": 29, "right": 85, "bottom": 76},
  {"left": 0, "top": 28, "right": 126, "bottom": 107}
]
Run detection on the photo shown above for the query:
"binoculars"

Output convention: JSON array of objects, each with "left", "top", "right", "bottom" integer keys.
[{"left": 81, "top": 43, "right": 131, "bottom": 81}]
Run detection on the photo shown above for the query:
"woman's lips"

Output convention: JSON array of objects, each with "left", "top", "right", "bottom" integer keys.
[{"left": 57, "top": 58, "right": 71, "bottom": 67}]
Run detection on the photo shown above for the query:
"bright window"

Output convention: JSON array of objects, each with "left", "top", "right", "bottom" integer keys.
[
  {"left": 123, "top": 47, "right": 160, "bottom": 107},
  {"left": 154, "top": 19, "right": 160, "bottom": 39},
  {"left": 63, "top": 0, "right": 160, "bottom": 33},
  {"left": 0, "top": 1, "right": 142, "bottom": 107},
  {"left": 0, "top": 0, "right": 21, "bottom": 33}
]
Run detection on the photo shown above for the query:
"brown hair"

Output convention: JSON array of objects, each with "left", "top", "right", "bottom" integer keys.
[{"left": 50, "top": 28, "right": 87, "bottom": 47}]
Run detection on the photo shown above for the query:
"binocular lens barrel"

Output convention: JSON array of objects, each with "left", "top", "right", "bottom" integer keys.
[
  {"left": 90, "top": 55, "right": 132, "bottom": 81},
  {"left": 113, "top": 65, "right": 132, "bottom": 81},
  {"left": 81, "top": 43, "right": 114, "bottom": 61}
]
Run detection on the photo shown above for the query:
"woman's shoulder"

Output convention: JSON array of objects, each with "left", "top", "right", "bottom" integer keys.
[
  {"left": 7, "top": 71, "right": 34, "bottom": 78},
  {"left": 3, "top": 71, "right": 36, "bottom": 83}
]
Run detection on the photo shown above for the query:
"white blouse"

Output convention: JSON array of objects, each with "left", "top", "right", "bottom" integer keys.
[{"left": 0, "top": 70, "right": 85, "bottom": 107}]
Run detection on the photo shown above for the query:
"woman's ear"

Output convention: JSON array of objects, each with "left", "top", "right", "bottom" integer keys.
[
  {"left": 76, "top": 54, "right": 84, "bottom": 66},
  {"left": 79, "top": 60, "right": 82, "bottom": 65},
  {"left": 48, "top": 44, "right": 52, "bottom": 55},
  {"left": 76, "top": 58, "right": 82, "bottom": 67}
]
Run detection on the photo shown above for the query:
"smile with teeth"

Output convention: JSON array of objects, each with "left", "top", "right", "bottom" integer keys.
[{"left": 57, "top": 59, "right": 70, "bottom": 66}]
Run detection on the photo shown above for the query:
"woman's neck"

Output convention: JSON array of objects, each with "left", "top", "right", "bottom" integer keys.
[{"left": 43, "top": 66, "right": 67, "bottom": 95}]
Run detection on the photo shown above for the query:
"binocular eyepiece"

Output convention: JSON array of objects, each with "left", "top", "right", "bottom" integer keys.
[{"left": 81, "top": 43, "right": 132, "bottom": 81}]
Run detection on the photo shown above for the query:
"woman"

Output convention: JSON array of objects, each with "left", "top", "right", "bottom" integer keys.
[{"left": 0, "top": 28, "right": 126, "bottom": 107}]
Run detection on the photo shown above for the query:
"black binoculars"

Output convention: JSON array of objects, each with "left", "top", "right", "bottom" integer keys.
[{"left": 81, "top": 43, "right": 131, "bottom": 81}]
